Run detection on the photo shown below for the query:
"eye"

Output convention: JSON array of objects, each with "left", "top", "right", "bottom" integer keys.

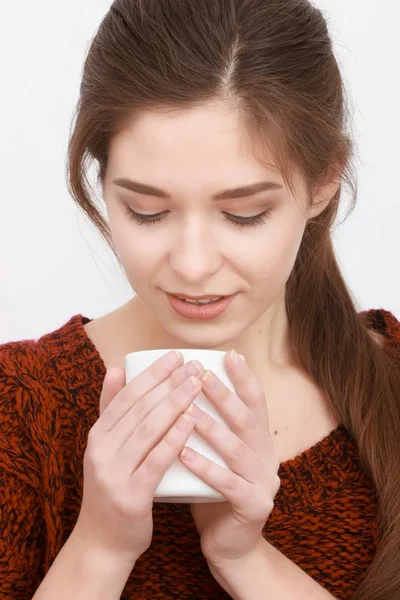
[
  {"left": 224, "top": 210, "right": 272, "bottom": 227},
  {"left": 123, "top": 207, "right": 272, "bottom": 228}
]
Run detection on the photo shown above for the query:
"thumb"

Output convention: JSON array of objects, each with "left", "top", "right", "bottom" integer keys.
[{"left": 99, "top": 365, "right": 126, "bottom": 416}]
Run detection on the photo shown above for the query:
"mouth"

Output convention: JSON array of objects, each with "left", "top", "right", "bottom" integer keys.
[
  {"left": 166, "top": 292, "right": 237, "bottom": 320},
  {"left": 168, "top": 293, "right": 233, "bottom": 305},
  {"left": 173, "top": 296, "right": 225, "bottom": 305}
]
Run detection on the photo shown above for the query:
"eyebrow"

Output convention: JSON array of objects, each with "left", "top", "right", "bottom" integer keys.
[{"left": 113, "top": 178, "right": 283, "bottom": 200}]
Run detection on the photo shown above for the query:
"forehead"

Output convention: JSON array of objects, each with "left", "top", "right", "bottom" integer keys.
[
  {"left": 111, "top": 103, "right": 272, "bottom": 160},
  {"left": 106, "top": 102, "right": 305, "bottom": 203},
  {"left": 108, "top": 104, "right": 282, "bottom": 181}
]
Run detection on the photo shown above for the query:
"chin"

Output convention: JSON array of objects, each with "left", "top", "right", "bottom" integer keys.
[{"left": 162, "top": 321, "right": 242, "bottom": 350}]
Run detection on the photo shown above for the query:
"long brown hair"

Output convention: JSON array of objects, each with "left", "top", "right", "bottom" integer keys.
[{"left": 66, "top": 1, "right": 400, "bottom": 597}]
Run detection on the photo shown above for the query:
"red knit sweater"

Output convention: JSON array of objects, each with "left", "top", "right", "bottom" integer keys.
[{"left": 1, "top": 308, "right": 399, "bottom": 600}]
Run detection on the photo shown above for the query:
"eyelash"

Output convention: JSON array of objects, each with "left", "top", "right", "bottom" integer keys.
[{"left": 123, "top": 207, "right": 272, "bottom": 228}]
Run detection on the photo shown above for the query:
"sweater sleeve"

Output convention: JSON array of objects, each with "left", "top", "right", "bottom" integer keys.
[{"left": 0, "top": 342, "right": 46, "bottom": 600}]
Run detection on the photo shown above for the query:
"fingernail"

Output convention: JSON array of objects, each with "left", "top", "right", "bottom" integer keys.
[
  {"left": 200, "top": 369, "right": 218, "bottom": 389},
  {"left": 229, "top": 349, "right": 241, "bottom": 364},
  {"left": 164, "top": 350, "right": 182, "bottom": 367},
  {"left": 186, "top": 360, "right": 204, "bottom": 376},
  {"left": 186, "top": 402, "right": 203, "bottom": 420},
  {"left": 184, "top": 376, "right": 199, "bottom": 391},
  {"left": 177, "top": 413, "right": 192, "bottom": 431},
  {"left": 180, "top": 447, "right": 197, "bottom": 462}
]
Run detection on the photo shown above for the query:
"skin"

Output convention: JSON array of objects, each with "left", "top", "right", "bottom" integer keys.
[{"left": 101, "top": 99, "right": 341, "bottom": 380}]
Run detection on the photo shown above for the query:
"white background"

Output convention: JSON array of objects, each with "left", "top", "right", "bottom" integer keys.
[{"left": 1, "top": 0, "right": 399, "bottom": 344}]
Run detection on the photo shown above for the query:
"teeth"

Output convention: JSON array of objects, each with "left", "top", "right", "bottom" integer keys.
[{"left": 178, "top": 297, "right": 223, "bottom": 305}]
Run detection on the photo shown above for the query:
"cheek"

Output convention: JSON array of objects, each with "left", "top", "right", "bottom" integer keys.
[
  {"left": 111, "top": 224, "right": 161, "bottom": 283},
  {"left": 110, "top": 213, "right": 154, "bottom": 258},
  {"left": 124, "top": 245, "right": 160, "bottom": 276},
  {"left": 272, "top": 223, "right": 304, "bottom": 271},
  {"left": 246, "top": 219, "right": 305, "bottom": 286}
]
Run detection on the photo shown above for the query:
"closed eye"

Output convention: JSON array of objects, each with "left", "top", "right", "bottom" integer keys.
[{"left": 123, "top": 207, "right": 272, "bottom": 228}]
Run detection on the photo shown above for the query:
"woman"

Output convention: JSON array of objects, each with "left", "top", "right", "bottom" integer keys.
[{"left": 1, "top": 1, "right": 399, "bottom": 599}]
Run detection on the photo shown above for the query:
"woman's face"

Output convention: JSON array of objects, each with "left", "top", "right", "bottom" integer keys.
[{"left": 103, "top": 101, "right": 337, "bottom": 350}]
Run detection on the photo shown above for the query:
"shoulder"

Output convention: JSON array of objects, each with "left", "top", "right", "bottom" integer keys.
[
  {"left": 1, "top": 314, "right": 102, "bottom": 453},
  {"left": 0, "top": 323, "right": 57, "bottom": 404},
  {"left": 0, "top": 340, "right": 43, "bottom": 486},
  {"left": 0, "top": 338, "right": 42, "bottom": 408},
  {"left": 0, "top": 314, "right": 94, "bottom": 483},
  {"left": 0, "top": 313, "right": 97, "bottom": 387},
  {"left": 0, "top": 313, "right": 88, "bottom": 439}
]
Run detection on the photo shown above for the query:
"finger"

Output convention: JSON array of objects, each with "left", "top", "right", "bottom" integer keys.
[
  {"left": 118, "top": 375, "right": 202, "bottom": 471},
  {"left": 200, "top": 364, "right": 271, "bottom": 456},
  {"left": 128, "top": 350, "right": 184, "bottom": 399},
  {"left": 97, "top": 350, "right": 184, "bottom": 431},
  {"left": 200, "top": 369, "right": 250, "bottom": 433},
  {"left": 169, "top": 360, "right": 204, "bottom": 387},
  {"left": 179, "top": 447, "right": 275, "bottom": 521},
  {"left": 224, "top": 351, "right": 266, "bottom": 412},
  {"left": 179, "top": 446, "right": 246, "bottom": 506},
  {"left": 109, "top": 359, "right": 204, "bottom": 445},
  {"left": 99, "top": 366, "right": 126, "bottom": 416},
  {"left": 133, "top": 410, "right": 196, "bottom": 502},
  {"left": 101, "top": 358, "right": 204, "bottom": 435},
  {"left": 187, "top": 404, "right": 262, "bottom": 482}
]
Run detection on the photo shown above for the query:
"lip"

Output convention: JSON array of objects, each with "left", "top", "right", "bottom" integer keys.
[
  {"left": 166, "top": 292, "right": 237, "bottom": 320},
  {"left": 169, "top": 293, "right": 229, "bottom": 300}
]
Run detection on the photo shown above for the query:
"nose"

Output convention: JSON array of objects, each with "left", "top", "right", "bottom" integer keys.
[{"left": 169, "top": 218, "right": 222, "bottom": 284}]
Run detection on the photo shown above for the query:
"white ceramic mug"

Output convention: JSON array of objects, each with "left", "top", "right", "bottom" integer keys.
[{"left": 125, "top": 348, "right": 243, "bottom": 503}]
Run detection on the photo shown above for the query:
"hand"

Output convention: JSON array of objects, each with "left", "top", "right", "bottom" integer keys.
[
  {"left": 75, "top": 351, "right": 203, "bottom": 566},
  {"left": 178, "top": 350, "right": 280, "bottom": 568}
]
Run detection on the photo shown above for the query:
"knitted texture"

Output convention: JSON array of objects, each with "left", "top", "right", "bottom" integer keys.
[{"left": 0, "top": 308, "right": 399, "bottom": 599}]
